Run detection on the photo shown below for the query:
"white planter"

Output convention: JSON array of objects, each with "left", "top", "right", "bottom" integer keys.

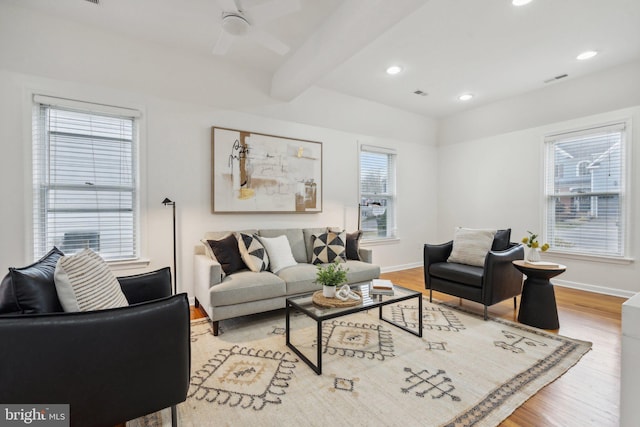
[
  {"left": 322, "top": 285, "right": 336, "bottom": 298},
  {"left": 526, "top": 247, "right": 541, "bottom": 262}
]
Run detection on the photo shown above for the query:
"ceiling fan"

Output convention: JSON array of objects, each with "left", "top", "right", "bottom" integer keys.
[{"left": 213, "top": 0, "right": 301, "bottom": 56}]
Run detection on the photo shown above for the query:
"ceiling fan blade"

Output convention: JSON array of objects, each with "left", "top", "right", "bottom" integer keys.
[
  {"left": 248, "top": 27, "right": 290, "bottom": 55},
  {"left": 217, "top": 0, "right": 239, "bottom": 13},
  {"left": 212, "top": 29, "right": 235, "bottom": 55},
  {"left": 247, "top": 0, "right": 300, "bottom": 25}
]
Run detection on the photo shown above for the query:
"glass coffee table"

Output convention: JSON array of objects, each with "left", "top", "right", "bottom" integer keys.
[{"left": 285, "top": 282, "right": 422, "bottom": 374}]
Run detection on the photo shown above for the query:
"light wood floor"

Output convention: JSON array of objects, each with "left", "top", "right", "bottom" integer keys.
[{"left": 191, "top": 267, "right": 625, "bottom": 427}]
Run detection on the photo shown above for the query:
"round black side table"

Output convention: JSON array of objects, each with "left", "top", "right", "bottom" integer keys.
[{"left": 512, "top": 260, "right": 566, "bottom": 330}]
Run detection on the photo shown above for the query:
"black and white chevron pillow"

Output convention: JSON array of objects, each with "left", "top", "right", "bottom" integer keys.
[
  {"left": 311, "top": 231, "right": 346, "bottom": 265},
  {"left": 237, "top": 233, "right": 269, "bottom": 272}
]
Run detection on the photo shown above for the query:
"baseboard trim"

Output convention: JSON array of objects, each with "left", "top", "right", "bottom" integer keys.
[
  {"left": 553, "top": 278, "right": 635, "bottom": 299},
  {"left": 381, "top": 262, "right": 422, "bottom": 274}
]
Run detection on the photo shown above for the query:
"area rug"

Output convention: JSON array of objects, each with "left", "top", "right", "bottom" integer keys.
[{"left": 128, "top": 298, "right": 591, "bottom": 427}]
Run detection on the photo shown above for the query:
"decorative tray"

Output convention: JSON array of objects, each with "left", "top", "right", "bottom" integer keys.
[{"left": 312, "top": 290, "right": 362, "bottom": 308}]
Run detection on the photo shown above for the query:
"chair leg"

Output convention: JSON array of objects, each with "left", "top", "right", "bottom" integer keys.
[
  {"left": 484, "top": 306, "right": 488, "bottom": 320},
  {"left": 194, "top": 298, "right": 200, "bottom": 308},
  {"left": 171, "top": 405, "right": 177, "bottom": 427},
  {"left": 429, "top": 289, "right": 433, "bottom": 302},
  {"left": 513, "top": 296, "right": 517, "bottom": 310},
  {"left": 212, "top": 320, "right": 219, "bottom": 336}
]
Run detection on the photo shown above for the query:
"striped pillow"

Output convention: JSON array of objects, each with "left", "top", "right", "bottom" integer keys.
[
  {"left": 447, "top": 227, "right": 497, "bottom": 267},
  {"left": 54, "top": 248, "right": 129, "bottom": 312}
]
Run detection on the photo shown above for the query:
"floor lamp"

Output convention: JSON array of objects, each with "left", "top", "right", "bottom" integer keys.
[{"left": 162, "top": 198, "right": 177, "bottom": 295}]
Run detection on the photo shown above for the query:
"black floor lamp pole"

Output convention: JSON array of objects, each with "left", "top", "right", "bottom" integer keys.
[{"left": 162, "top": 198, "right": 177, "bottom": 295}]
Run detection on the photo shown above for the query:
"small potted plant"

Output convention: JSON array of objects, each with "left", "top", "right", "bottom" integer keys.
[
  {"left": 521, "top": 231, "right": 550, "bottom": 262},
  {"left": 315, "top": 261, "right": 348, "bottom": 298}
]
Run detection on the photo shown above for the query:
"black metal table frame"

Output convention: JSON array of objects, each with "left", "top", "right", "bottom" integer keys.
[{"left": 285, "top": 287, "right": 423, "bottom": 375}]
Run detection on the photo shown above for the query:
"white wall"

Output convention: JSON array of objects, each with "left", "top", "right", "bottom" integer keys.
[{"left": 437, "top": 61, "right": 640, "bottom": 297}]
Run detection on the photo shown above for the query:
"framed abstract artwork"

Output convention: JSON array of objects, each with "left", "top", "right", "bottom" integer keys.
[{"left": 212, "top": 127, "right": 323, "bottom": 213}]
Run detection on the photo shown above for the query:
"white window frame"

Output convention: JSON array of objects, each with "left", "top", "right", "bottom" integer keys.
[
  {"left": 543, "top": 120, "right": 631, "bottom": 260},
  {"left": 32, "top": 95, "right": 142, "bottom": 262},
  {"left": 358, "top": 144, "right": 397, "bottom": 241}
]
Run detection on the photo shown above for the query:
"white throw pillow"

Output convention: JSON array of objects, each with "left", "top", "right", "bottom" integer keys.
[
  {"left": 54, "top": 248, "right": 129, "bottom": 312},
  {"left": 258, "top": 235, "right": 298, "bottom": 274},
  {"left": 447, "top": 227, "right": 497, "bottom": 267}
]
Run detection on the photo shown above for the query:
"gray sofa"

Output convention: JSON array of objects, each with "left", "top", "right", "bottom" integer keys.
[{"left": 194, "top": 227, "right": 380, "bottom": 335}]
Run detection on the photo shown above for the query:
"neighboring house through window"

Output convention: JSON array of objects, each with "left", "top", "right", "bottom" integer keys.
[
  {"left": 544, "top": 121, "right": 628, "bottom": 258},
  {"left": 32, "top": 95, "right": 140, "bottom": 261},
  {"left": 359, "top": 144, "right": 396, "bottom": 240}
]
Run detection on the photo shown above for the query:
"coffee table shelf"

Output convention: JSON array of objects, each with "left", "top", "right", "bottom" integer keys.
[{"left": 285, "top": 282, "right": 422, "bottom": 375}]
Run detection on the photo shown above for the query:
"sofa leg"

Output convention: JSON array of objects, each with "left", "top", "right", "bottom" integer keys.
[
  {"left": 171, "top": 405, "right": 177, "bottom": 427},
  {"left": 484, "top": 306, "right": 488, "bottom": 320},
  {"left": 212, "top": 320, "right": 219, "bottom": 336}
]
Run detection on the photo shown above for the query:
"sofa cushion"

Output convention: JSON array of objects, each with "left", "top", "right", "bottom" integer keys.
[
  {"left": 277, "top": 264, "right": 319, "bottom": 295},
  {"left": 491, "top": 229, "right": 512, "bottom": 251},
  {"left": 206, "top": 234, "right": 247, "bottom": 276},
  {"left": 259, "top": 228, "right": 307, "bottom": 263},
  {"left": 344, "top": 260, "right": 381, "bottom": 284},
  {"left": 210, "top": 271, "right": 286, "bottom": 306},
  {"left": 447, "top": 227, "right": 496, "bottom": 267},
  {"left": 237, "top": 233, "right": 269, "bottom": 272},
  {"left": 0, "top": 247, "right": 64, "bottom": 314},
  {"left": 346, "top": 230, "right": 363, "bottom": 261},
  {"left": 258, "top": 235, "right": 298, "bottom": 274},
  {"left": 429, "top": 262, "right": 484, "bottom": 288},
  {"left": 54, "top": 248, "right": 129, "bottom": 312},
  {"left": 311, "top": 231, "right": 346, "bottom": 264}
]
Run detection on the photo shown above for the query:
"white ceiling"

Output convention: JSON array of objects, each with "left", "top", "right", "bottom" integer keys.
[{"left": 9, "top": 0, "right": 640, "bottom": 118}]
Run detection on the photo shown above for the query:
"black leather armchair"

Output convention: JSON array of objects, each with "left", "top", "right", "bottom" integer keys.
[
  {"left": 424, "top": 232, "right": 524, "bottom": 320},
  {"left": 0, "top": 267, "right": 190, "bottom": 427}
]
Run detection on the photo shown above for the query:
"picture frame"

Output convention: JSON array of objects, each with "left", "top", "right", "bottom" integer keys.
[{"left": 212, "top": 127, "right": 323, "bottom": 213}]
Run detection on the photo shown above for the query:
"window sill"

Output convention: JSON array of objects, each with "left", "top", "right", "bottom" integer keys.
[
  {"left": 107, "top": 258, "right": 151, "bottom": 271},
  {"left": 361, "top": 237, "right": 400, "bottom": 246},
  {"left": 546, "top": 251, "right": 634, "bottom": 265}
]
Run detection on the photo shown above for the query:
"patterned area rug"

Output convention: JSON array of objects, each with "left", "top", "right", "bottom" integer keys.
[{"left": 128, "top": 298, "right": 591, "bottom": 427}]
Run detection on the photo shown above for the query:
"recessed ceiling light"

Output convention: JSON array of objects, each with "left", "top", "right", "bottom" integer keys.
[
  {"left": 577, "top": 50, "right": 598, "bottom": 60},
  {"left": 512, "top": 0, "right": 532, "bottom": 6},
  {"left": 458, "top": 93, "right": 474, "bottom": 101},
  {"left": 386, "top": 65, "right": 403, "bottom": 75}
]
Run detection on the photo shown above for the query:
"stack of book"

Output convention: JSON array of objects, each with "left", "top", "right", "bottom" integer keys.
[{"left": 370, "top": 279, "right": 394, "bottom": 296}]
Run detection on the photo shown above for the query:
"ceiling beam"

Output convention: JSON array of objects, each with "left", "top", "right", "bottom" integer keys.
[{"left": 270, "top": 0, "right": 425, "bottom": 101}]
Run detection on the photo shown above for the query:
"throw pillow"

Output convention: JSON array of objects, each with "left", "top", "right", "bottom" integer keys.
[
  {"left": 491, "top": 229, "right": 512, "bottom": 251},
  {"left": 54, "top": 248, "right": 129, "bottom": 312},
  {"left": 258, "top": 235, "right": 298, "bottom": 274},
  {"left": 311, "top": 231, "right": 347, "bottom": 265},
  {"left": 237, "top": 233, "right": 269, "bottom": 272},
  {"left": 345, "top": 230, "right": 363, "bottom": 261},
  {"left": 0, "top": 247, "right": 65, "bottom": 314},
  {"left": 200, "top": 238, "right": 226, "bottom": 280},
  {"left": 206, "top": 234, "right": 247, "bottom": 276},
  {"left": 447, "top": 227, "right": 497, "bottom": 267}
]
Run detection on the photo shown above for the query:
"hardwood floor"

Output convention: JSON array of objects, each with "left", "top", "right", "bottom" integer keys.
[{"left": 191, "top": 267, "right": 624, "bottom": 426}]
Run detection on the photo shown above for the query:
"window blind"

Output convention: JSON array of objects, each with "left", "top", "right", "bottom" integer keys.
[
  {"left": 32, "top": 96, "right": 139, "bottom": 261},
  {"left": 359, "top": 145, "right": 396, "bottom": 239},
  {"left": 544, "top": 122, "right": 627, "bottom": 257}
]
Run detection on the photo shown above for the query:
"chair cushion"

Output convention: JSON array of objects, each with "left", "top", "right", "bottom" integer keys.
[
  {"left": 237, "top": 233, "right": 269, "bottom": 272},
  {"left": 429, "top": 262, "right": 484, "bottom": 288},
  {"left": 54, "top": 248, "right": 129, "bottom": 312},
  {"left": 0, "top": 247, "right": 64, "bottom": 314},
  {"left": 492, "top": 229, "right": 512, "bottom": 251},
  {"left": 447, "top": 227, "right": 496, "bottom": 267}
]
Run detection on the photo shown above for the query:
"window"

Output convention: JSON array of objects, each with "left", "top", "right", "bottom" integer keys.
[
  {"left": 544, "top": 122, "right": 628, "bottom": 257},
  {"left": 32, "top": 95, "right": 140, "bottom": 261},
  {"left": 359, "top": 144, "right": 396, "bottom": 240}
]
